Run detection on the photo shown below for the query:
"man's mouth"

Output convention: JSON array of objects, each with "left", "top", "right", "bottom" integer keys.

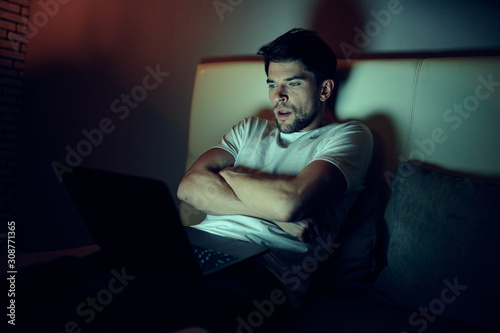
[{"left": 276, "top": 108, "right": 292, "bottom": 119}]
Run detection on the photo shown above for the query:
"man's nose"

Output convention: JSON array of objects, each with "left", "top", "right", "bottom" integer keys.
[{"left": 274, "top": 85, "right": 288, "bottom": 103}]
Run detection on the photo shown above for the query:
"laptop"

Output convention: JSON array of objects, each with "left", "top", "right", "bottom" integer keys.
[{"left": 62, "top": 166, "right": 269, "bottom": 276}]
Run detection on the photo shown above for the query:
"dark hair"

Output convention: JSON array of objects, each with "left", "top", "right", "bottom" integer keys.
[{"left": 257, "top": 28, "right": 337, "bottom": 86}]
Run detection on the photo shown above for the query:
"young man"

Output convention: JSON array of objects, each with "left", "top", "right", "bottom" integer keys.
[
  {"left": 18, "top": 28, "right": 372, "bottom": 333},
  {"left": 177, "top": 28, "right": 373, "bottom": 330}
]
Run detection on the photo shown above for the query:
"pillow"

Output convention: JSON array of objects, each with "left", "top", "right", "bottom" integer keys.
[
  {"left": 311, "top": 176, "right": 386, "bottom": 296},
  {"left": 369, "top": 161, "right": 500, "bottom": 331}
]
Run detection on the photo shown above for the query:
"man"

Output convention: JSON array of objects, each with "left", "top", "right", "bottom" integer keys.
[
  {"left": 177, "top": 28, "right": 373, "bottom": 330},
  {"left": 18, "top": 28, "right": 372, "bottom": 333}
]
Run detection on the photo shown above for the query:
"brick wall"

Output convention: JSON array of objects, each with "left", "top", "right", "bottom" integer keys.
[{"left": 0, "top": 0, "right": 30, "bottom": 222}]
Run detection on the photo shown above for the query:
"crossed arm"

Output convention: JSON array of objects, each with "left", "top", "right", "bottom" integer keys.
[{"left": 177, "top": 148, "right": 347, "bottom": 240}]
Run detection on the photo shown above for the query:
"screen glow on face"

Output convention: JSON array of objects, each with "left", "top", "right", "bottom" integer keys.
[{"left": 267, "top": 61, "right": 322, "bottom": 133}]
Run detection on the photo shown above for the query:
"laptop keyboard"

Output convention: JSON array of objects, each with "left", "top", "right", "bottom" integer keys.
[{"left": 192, "top": 245, "right": 238, "bottom": 271}]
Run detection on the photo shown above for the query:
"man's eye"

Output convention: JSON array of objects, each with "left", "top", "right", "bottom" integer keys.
[
  {"left": 289, "top": 82, "right": 300, "bottom": 86},
  {"left": 268, "top": 84, "right": 277, "bottom": 89}
]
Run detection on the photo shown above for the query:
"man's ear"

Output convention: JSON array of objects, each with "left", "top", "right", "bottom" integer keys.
[{"left": 319, "top": 79, "right": 334, "bottom": 102}]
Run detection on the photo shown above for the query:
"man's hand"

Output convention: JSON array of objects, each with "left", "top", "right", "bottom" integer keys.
[{"left": 273, "top": 217, "right": 329, "bottom": 243}]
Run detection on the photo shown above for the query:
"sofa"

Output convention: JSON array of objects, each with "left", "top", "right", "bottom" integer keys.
[
  {"left": 7, "top": 55, "right": 499, "bottom": 333},
  {"left": 179, "top": 54, "right": 500, "bottom": 333}
]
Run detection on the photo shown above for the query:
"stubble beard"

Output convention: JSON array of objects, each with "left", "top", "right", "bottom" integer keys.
[{"left": 274, "top": 101, "right": 321, "bottom": 134}]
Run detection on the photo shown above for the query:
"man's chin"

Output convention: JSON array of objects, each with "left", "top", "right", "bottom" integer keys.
[
  {"left": 275, "top": 118, "right": 293, "bottom": 133},
  {"left": 277, "top": 124, "right": 295, "bottom": 134}
]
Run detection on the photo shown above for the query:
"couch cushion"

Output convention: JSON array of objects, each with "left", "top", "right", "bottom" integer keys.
[{"left": 370, "top": 161, "right": 500, "bottom": 331}]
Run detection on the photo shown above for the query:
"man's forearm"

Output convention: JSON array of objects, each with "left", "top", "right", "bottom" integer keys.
[
  {"left": 177, "top": 168, "right": 257, "bottom": 216},
  {"left": 178, "top": 166, "right": 315, "bottom": 240},
  {"left": 219, "top": 160, "right": 346, "bottom": 223},
  {"left": 177, "top": 148, "right": 259, "bottom": 216},
  {"left": 219, "top": 168, "right": 302, "bottom": 222}
]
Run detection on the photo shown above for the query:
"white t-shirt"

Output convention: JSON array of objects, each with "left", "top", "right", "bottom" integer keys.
[{"left": 193, "top": 116, "right": 373, "bottom": 307}]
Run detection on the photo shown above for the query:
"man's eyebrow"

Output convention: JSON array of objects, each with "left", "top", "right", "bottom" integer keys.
[
  {"left": 266, "top": 75, "right": 306, "bottom": 83},
  {"left": 285, "top": 75, "right": 306, "bottom": 81}
]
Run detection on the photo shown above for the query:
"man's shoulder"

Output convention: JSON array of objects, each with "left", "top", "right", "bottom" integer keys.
[
  {"left": 312, "top": 120, "right": 373, "bottom": 152},
  {"left": 317, "top": 120, "right": 371, "bottom": 137}
]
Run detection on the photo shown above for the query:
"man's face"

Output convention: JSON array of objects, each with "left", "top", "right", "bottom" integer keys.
[{"left": 267, "top": 61, "right": 323, "bottom": 133}]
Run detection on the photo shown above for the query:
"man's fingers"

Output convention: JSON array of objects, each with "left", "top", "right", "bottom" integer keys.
[
  {"left": 303, "top": 220, "right": 315, "bottom": 243},
  {"left": 273, "top": 219, "right": 322, "bottom": 243}
]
